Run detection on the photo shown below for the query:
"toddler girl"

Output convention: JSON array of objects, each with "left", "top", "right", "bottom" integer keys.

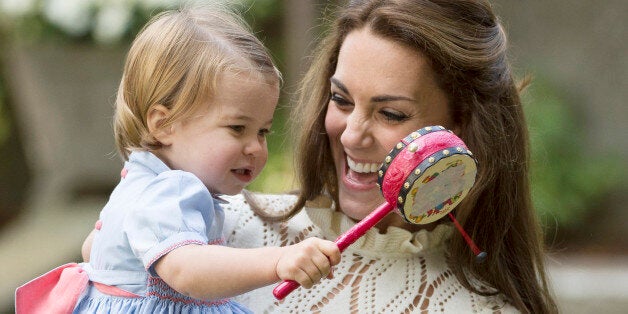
[{"left": 16, "top": 4, "right": 340, "bottom": 313}]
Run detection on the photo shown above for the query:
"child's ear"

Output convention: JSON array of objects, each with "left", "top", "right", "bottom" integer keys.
[{"left": 147, "top": 104, "right": 173, "bottom": 145}]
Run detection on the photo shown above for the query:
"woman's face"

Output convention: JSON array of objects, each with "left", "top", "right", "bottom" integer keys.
[{"left": 325, "top": 28, "right": 453, "bottom": 226}]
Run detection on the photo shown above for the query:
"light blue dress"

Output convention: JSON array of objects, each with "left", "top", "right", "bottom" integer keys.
[{"left": 73, "top": 151, "right": 251, "bottom": 313}]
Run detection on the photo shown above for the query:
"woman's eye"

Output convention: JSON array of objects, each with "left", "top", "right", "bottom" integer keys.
[
  {"left": 229, "top": 125, "right": 245, "bottom": 133},
  {"left": 380, "top": 110, "right": 408, "bottom": 122},
  {"left": 330, "top": 92, "right": 352, "bottom": 107}
]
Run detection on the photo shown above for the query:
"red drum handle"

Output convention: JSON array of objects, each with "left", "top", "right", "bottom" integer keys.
[
  {"left": 334, "top": 202, "right": 394, "bottom": 251},
  {"left": 272, "top": 280, "right": 300, "bottom": 300},
  {"left": 273, "top": 202, "right": 395, "bottom": 300}
]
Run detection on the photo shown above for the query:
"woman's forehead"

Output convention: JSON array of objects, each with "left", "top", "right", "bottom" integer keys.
[{"left": 334, "top": 28, "right": 439, "bottom": 97}]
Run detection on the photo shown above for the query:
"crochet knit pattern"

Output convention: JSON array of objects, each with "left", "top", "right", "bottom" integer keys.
[{"left": 222, "top": 193, "right": 517, "bottom": 313}]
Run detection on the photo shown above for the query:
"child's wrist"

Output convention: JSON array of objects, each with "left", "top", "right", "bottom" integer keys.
[{"left": 267, "top": 246, "right": 285, "bottom": 282}]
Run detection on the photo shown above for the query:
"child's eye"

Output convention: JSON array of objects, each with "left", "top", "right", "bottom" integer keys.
[
  {"left": 380, "top": 109, "right": 408, "bottom": 122},
  {"left": 258, "top": 128, "right": 272, "bottom": 137},
  {"left": 229, "top": 125, "right": 245, "bottom": 133}
]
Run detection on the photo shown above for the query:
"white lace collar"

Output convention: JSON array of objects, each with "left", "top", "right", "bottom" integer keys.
[{"left": 305, "top": 206, "right": 453, "bottom": 258}]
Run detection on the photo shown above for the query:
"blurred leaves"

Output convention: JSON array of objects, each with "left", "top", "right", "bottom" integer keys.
[
  {"left": 0, "top": 0, "right": 281, "bottom": 46},
  {"left": 524, "top": 78, "right": 625, "bottom": 227},
  {"left": 0, "top": 0, "right": 180, "bottom": 45}
]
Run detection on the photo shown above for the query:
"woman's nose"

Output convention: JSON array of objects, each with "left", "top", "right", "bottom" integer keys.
[{"left": 340, "top": 111, "right": 373, "bottom": 149}]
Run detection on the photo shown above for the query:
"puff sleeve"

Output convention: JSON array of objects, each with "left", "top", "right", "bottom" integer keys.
[{"left": 123, "top": 171, "right": 218, "bottom": 276}]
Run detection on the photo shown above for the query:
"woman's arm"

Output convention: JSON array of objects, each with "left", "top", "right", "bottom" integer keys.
[{"left": 154, "top": 237, "right": 340, "bottom": 300}]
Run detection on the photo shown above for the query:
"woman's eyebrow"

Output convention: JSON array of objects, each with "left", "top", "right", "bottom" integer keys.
[
  {"left": 330, "top": 77, "right": 349, "bottom": 94},
  {"left": 331, "top": 77, "right": 415, "bottom": 103},
  {"left": 371, "top": 95, "right": 415, "bottom": 103}
]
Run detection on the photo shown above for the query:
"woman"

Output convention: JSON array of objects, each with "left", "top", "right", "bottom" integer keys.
[{"left": 223, "top": 0, "right": 557, "bottom": 313}]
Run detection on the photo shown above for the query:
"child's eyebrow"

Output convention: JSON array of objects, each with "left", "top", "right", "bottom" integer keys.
[
  {"left": 224, "top": 114, "right": 274, "bottom": 125},
  {"left": 224, "top": 114, "right": 252, "bottom": 121}
]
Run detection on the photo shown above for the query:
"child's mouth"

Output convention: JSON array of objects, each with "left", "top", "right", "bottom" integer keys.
[{"left": 232, "top": 168, "right": 253, "bottom": 182}]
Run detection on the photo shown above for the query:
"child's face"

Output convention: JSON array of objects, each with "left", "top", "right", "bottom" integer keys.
[{"left": 161, "top": 73, "right": 279, "bottom": 195}]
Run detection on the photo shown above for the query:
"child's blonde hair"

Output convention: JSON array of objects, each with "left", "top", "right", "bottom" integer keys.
[{"left": 114, "top": 3, "right": 281, "bottom": 159}]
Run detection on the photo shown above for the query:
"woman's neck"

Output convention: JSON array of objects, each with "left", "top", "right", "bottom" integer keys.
[{"left": 371, "top": 211, "right": 440, "bottom": 233}]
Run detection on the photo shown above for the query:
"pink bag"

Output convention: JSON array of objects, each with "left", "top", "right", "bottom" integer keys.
[{"left": 15, "top": 263, "right": 89, "bottom": 314}]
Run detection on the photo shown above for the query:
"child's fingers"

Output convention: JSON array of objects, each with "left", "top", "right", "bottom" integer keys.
[
  {"left": 295, "top": 268, "right": 315, "bottom": 288},
  {"left": 303, "top": 239, "right": 340, "bottom": 283},
  {"left": 300, "top": 244, "right": 334, "bottom": 288},
  {"left": 277, "top": 263, "right": 315, "bottom": 288},
  {"left": 310, "top": 250, "right": 332, "bottom": 278},
  {"left": 277, "top": 238, "right": 342, "bottom": 289},
  {"left": 294, "top": 252, "right": 328, "bottom": 288},
  {"left": 318, "top": 240, "right": 341, "bottom": 266}
]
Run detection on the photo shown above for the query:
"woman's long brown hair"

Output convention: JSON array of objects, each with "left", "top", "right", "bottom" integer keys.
[{"left": 282, "top": 0, "right": 558, "bottom": 313}]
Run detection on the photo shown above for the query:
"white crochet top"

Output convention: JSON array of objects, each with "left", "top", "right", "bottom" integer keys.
[{"left": 222, "top": 193, "right": 517, "bottom": 313}]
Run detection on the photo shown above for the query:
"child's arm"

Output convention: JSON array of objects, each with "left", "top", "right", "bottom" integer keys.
[{"left": 154, "top": 237, "right": 340, "bottom": 301}]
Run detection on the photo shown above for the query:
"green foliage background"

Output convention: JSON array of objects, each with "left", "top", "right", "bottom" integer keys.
[{"left": 524, "top": 78, "right": 625, "bottom": 228}]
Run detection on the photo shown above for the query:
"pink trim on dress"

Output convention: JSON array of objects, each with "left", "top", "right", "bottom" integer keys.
[
  {"left": 208, "top": 237, "right": 225, "bottom": 245},
  {"left": 93, "top": 282, "right": 140, "bottom": 298},
  {"left": 145, "top": 240, "right": 206, "bottom": 271}
]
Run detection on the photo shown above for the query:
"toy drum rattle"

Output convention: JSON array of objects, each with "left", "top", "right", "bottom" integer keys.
[{"left": 273, "top": 126, "right": 485, "bottom": 300}]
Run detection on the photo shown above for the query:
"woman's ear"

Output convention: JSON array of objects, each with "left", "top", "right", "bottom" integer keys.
[{"left": 147, "top": 104, "right": 173, "bottom": 145}]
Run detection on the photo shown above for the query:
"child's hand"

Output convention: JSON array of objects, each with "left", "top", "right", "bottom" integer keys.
[{"left": 276, "top": 238, "right": 341, "bottom": 289}]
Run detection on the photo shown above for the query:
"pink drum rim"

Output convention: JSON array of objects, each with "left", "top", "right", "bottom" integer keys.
[{"left": 377, "top": 126, "right": 477, "bottom": 224}]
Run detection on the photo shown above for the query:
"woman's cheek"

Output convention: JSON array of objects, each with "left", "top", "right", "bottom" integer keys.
[{"left": 324, "top": 105, "right": 346, "bottom": 138}]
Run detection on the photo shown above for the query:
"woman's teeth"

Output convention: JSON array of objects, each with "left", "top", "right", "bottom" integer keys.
[{"left": 347, "top": 157, "right": 382, "bottom": 173}]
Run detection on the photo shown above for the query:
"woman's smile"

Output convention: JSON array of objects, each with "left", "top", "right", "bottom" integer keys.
[
  {"left": 346, "top": 155, "right": 382, "bottom": 173},
  {"left": 343, "top": 155, "right": 381, "bottom": 189}
]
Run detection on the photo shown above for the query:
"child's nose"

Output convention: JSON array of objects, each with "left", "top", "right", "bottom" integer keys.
[{"left": 243, "top": 137, "right": 265, "bottom": 156}]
